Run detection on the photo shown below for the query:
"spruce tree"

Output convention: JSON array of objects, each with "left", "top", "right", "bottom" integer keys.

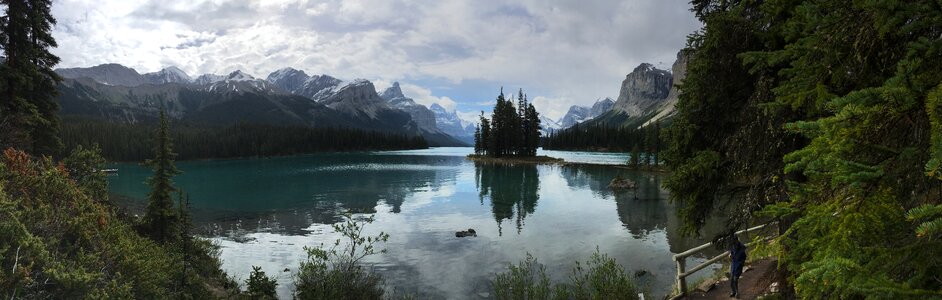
[
  {"left": 0, "top": 0, "right": 62, "bottom": 155},
  {"left": 630, "top": 145, "right": 640, "bottom": 168},
  {"left": 143, "top": 106, "right": 181, "bottom": 244},
  {"left": 473, "top": 124, "right": 482, "bottom": 155},
  {"left": 481, "top": 115, "right": 492, "bottom": 156},
  {"left": 524, "top": 103, "right": 540, "bottom": 156}
]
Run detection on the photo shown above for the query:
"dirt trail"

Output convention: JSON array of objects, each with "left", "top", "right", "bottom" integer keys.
[{"left": 684, "top": 259, "right": 779, "bottom": 300}]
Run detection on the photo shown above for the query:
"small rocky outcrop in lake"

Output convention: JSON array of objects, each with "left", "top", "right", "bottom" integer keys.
[
  {"left": 455, "top": 228, "right": 477, "bottom": 237},
  {"left": 608, "top": 177, "right": 637, "bottom": 190}
]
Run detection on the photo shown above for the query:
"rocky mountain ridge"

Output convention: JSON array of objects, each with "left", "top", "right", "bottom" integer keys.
[{"left": 54, "top": 64, "right": 466, "bottom": 146}]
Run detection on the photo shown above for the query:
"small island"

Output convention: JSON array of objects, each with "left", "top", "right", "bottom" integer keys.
[
  {"left": 467, "top": 154, "right": 564, "bottom": 164},
  {"left": 466, "top": 88, "right": 562, "bottom": 164}
]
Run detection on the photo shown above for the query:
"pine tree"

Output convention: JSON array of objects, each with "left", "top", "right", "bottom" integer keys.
[
  {"left": 630, "top": 145, "right": 640, "bottom": 168},
  {"left": 0, "top": 0, "right": 62, "bottom": 155},
  {"left": 473, "top": 124, "right": 482, "bottom": 155},
  {"left": 480, "top": 114, "right": 491, "bottom": 156},
  {"left": 524, "top": 102, "right": 541, "bottom": 156},
  {"left": 143, "top": 106, "right": 181, "bottom": 244}
]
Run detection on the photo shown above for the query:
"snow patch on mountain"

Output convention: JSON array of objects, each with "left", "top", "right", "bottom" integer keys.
[
  {"left": 431, "top": 103, "right": 475, "bottom": 138},
  {"left": 194, "top": 74, "right": 226, "bottom": 85},
  {"left": 143, "top": 66, "right": 192, "bottom": 84}
]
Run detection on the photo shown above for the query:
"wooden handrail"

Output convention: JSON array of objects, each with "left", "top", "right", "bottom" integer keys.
[{"left": 669, "top": 222, "right": 776, "bottom": 300}]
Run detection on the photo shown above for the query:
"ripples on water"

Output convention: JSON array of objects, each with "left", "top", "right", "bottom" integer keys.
[{"left": 108, "top": 147, "right": 726, "bottom": 299}]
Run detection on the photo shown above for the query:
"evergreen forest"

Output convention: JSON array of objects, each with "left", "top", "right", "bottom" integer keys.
[
  {"left": 663, "top": 0, "right": 942, "bottom": 297},
  {"left": 60, "top": 117, "right": 429, "bottom": 161},
  {"left": 473, "top": 89, "right": 541, "bottom": 157}
]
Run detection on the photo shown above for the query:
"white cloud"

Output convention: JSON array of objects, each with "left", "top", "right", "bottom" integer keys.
[
  {"left": 400, "top": 83, "right": 457, "bottom": 112},
  {"left": 530, "top": 96, "right": 575, "bottom": 121},
  {"left": 50, "top": 0, "right": 700, "bottom": 114},
  {"left": 455, "top": 110, "right": 482, "bottom": 127}
]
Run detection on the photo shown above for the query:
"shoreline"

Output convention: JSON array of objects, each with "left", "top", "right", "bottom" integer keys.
[
  {"left": 466, "top": 154, "right": 668, "bottom": 171},
  {"left": 103, "top": 146, "right": 432, "bottom": 164}
]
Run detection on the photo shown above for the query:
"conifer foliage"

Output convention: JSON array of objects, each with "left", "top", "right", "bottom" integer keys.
[
  {"left": 666, "top": 0, "right": 942, "bottom": 297},
  {"left": 473, "top": 88, "right": 541, "bottom": 157},
  {"left": 142, "top": 106, "right": 181, "bottom": 244},
  {"left": 0, "top": 0, "right": 63, "bottom": 155}
]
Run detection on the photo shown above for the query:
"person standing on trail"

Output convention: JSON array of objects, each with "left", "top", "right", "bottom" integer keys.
[{"left": 729, "top": 234, "right": 747, "bottom": 298}]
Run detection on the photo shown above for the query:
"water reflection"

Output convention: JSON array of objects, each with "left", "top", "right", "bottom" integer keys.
[
  {"left": 475, "top": 163, "right": 540, "bottom": 235},
  {"left": 559, "top": 165, "right": 667, "bottom": 237},
  {"left": 106, "top": 149, "right": 727, "bottom": 299},
  {"left": 108, "top": 153, "right": 467, "bottom": 235}
]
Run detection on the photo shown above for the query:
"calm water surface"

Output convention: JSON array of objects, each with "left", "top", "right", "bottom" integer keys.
[{"left": 108, "top": 147, "right": 723, "bottom": 299}]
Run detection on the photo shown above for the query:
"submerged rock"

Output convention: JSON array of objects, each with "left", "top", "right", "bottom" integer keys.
[{"left": 608, "top": 177, "right": 637, "bottom": 190}]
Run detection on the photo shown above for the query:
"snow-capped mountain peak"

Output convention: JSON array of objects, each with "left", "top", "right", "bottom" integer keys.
[
  {"left": 226, "top": 70, "right": 256, "bottom": 81},
  {"left": 194, "top": 74, "right": 226, "bottom": 85},
  {"left": 430, "top": 103, "right": 475, "bottom": 138},
  {"left": 267, "top": 67, "right": 308, "bottom": 84},
  {"left": 141, "top": 66, "right": 192, "bottom": 85},
  {"left": 380, "top": 82, "right": 405, "bottom": 100}
]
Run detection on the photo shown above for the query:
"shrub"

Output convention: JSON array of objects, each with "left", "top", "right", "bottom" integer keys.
[
  {"left": 493, "top": 249, "right": 639, "bottom": 300},
  {"left": 294, "top": 214, "right": 389, "bottom": 300},
  {"left": 246, "top": 266, "right": 278, "bottom": 299}
]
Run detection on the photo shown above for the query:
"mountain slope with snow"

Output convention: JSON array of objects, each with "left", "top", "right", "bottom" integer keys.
[{"left": 143, "top": 66, "right": 192, "bottom": 84}]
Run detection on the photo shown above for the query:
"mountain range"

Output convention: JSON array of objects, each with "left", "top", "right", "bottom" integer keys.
[
  {"left": 552, "top": 49, "right": 688, "bottom": 131},
  {"left": 54, "top": 64, "right": 467, "bottom": 146},
  {"left": 56, "top": 48, "right": 688, "bottom": 146}
]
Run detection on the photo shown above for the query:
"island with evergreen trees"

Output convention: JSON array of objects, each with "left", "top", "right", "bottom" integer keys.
[{"left": 468, "top": 88, "right": 563, "bottom": 164}]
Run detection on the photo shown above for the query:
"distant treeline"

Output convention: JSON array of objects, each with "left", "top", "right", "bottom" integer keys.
[
  {"left": 542, "top": 122, "right": 661, "bottom": 154},
  {"left": 60, "top": 117, "right": 429, "bottom": 161}
]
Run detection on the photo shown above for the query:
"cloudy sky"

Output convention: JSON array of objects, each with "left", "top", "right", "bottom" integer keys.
[{"left": 51, "top": 0, "right": 701, "bottom": 123}]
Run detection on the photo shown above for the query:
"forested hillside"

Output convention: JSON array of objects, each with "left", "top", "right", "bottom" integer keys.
[
  {"left": 60, "top": 117, "right": 429, "bottom": 161},
  {"left": 665, "top": 0, "right": 942, "bottom": 297}
]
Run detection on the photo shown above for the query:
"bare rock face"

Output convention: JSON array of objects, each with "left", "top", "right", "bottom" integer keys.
[
  {"left": 558, "top": 105, "right": 591, "bottom": 128},
  {"left": 320, "top": 80, "right": 390, "bottom": 119},
  {"left": 143, "top": 66, "right": 192, "bottom": 84},
  {"left": 644, "top": 50, "right": 691, "bottom": 126},
  {"left": 56, "top": 63, "right": 146, "bottom": 87},
  {"left": 266, "top": 67, "right": 343, "bottom": 101},
  {"left": 381, "top": 82, "right": 437, "bottom": 131},
  {"left": 589, "top": 97, "right": 615, "bottom": 117},
  {"left": 611, "top": 63, "right": 673, "bottom": 117},
  {"left": 557, "top": 97, "right": 615, "bottom": 129}
]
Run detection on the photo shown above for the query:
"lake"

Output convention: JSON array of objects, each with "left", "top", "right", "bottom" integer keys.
[{"left": 108, "top": 147, "right": 724, "bottom": 299}]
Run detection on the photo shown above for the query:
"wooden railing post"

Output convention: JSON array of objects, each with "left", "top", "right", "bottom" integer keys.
[
  {"left": 670, "top": 222, "right": 777, "bottom": 299},
  {"left": 676, "top": 256, "right": 686, "bottom": 297}
]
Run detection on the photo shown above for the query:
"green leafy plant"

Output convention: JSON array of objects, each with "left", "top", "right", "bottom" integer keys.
[
  {"left": 493, "top": 249, "right": 639, "bottom": 300},
  {"left": 294, "top": 214, "right": 389, "bottom": 300}
]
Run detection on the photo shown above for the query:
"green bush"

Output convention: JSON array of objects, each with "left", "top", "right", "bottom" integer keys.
[
  {"left": 493, "top": 250, "right": 639, "bottom": 300},
  {"left": 294, "top": 214, "right": 389, "bottom": 300},
  {"left": 0, "top": 148, "right": 237, "bottom": 299},
  {"left": 246, "top": 266, "right": 278, "bottom": 299}
]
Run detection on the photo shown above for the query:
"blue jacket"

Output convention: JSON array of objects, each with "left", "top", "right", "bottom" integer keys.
[{"left": 730, "top": 242, "right": 747, "bottom": 276}]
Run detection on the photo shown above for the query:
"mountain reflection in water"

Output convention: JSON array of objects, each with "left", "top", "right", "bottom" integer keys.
[{"left": 107, "top": 148, "right": 724, "bottom": 299}]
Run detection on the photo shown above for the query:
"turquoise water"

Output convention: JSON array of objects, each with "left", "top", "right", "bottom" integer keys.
[{"left": 108, "top": 147, "right": 723, "bottom": 299}]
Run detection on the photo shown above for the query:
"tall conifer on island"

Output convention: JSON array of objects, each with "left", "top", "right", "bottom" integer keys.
[
  {"left": 143, "top": 106, "right": 181, "bottom": 244},
  {"left": 0, "top": 0, "right": 63, "bottom": 155},
  {"left": 473, "top": 88, "right": 541, "bottom": 157}
]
